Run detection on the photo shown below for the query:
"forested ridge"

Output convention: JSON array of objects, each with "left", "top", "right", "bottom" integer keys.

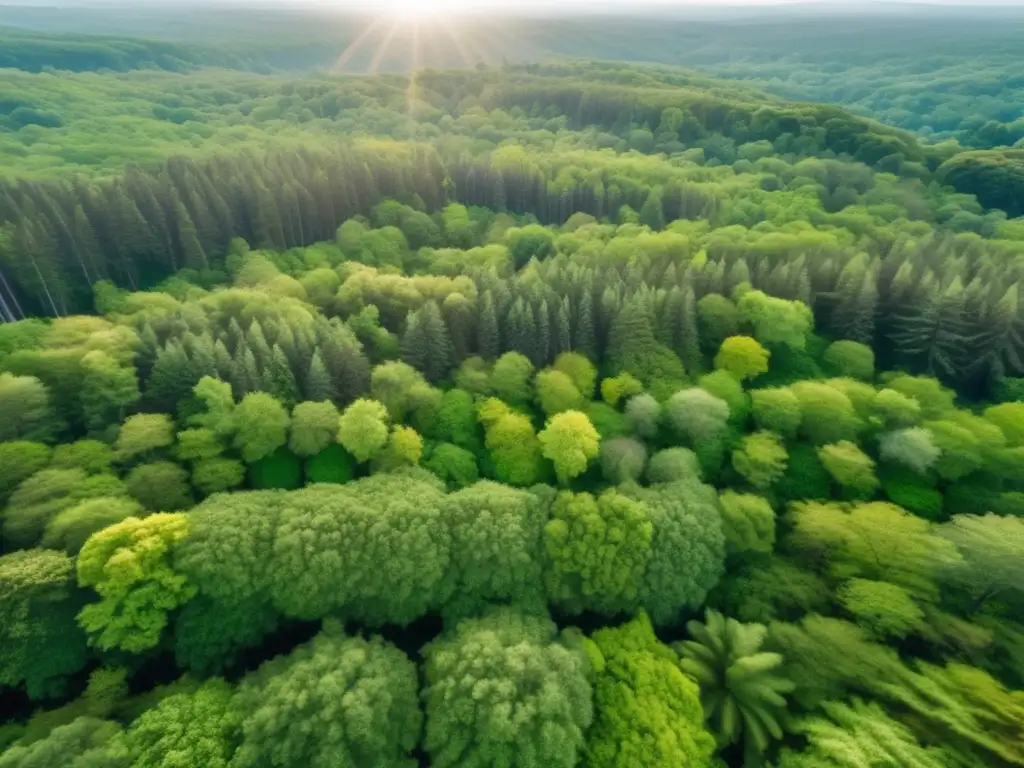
[{"left": 1, "top": 10, "right": 1024, "bottom": 768}]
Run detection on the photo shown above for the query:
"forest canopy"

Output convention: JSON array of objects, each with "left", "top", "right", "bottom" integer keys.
[{"left": 0, "top": 5, "right": 1023, "bottom": 768}]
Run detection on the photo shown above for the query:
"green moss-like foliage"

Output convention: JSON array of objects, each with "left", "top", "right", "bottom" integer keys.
[
  {"left": 774, "top": 443, "right": 832, "bottom": 502},
  {"left": 423, "top": 608, "right": 593, "bottom": 768},
  {"left": 588, "top": 612, "right": 715, "bottom": 768},
  {"left": 303, "top": 443, "right": 355, "bottom": 485},
  {"left": 248, "top": 447, "right": 303, "bottom": 490},
  {"left": 234, "top": 623, "right": 421, "bottom": 768}
]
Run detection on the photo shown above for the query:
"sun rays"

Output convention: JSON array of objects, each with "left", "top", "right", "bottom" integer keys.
[{"left": 330, "top": 12, "right": 498, "bottom": 76}]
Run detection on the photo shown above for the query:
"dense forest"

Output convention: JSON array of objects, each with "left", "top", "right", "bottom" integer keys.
[{"left": 1, "top": 4, "right": 1023, "bottom": 768}]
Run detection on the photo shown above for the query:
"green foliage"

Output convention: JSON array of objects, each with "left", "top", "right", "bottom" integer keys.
[
  {"left": 646, "top": 447, "right": 702, "bottom": 484},
  {"left": 490, "top": 352, "right": 535, "bottom": 406},
  {"left": 588, "top": 612, "right": 715, "bottom": 768},
  {"left": 553, "top": 352, "right": 598, "bottom": 399},
  {"left": 3, "top": 468, "right": 127, "bottom": 550},
  {"left": 41, "top": 497, "right": 143, "bottom": 554},
  {"left": 750, "top": 387, "right": 802, "bottom": 438},
  {"left": 539, "top": 410, "right": 600, "bottom": 485},
  {"left": 0, "top": 441, "right": 51, "bottom": 504},
  {"left": 732, "top": 431, "right": 788, "bottom": 490},
  {"left": 777, "top": 700, "right": 948, "bottom": 768},
  {"left": 423, "top": 609, "right": 592, "bottom": 768},
  {"left": 76, "top": 513, "right": 195, "bottom": 653},
  {"left": 440, "top": 481, "right": 546, "bottom": 617},
  {"left": 247, "top": 447, "right": 302, "bottom": 490},
  {"left": 478, "top": 398, "right": 546, "bottom": 486},
  {"left": 712, "top": 556, "right": 830, "bottom": 624},
  {"left": 422, "top": 442, "right": 479, "bottom": 489},
  {"left": 0, "top": 550, "right": 88, "bottom": 700},
  {"left": 817, "top": 441, "right": 880, "bottom": 498},
  {"left": 665, "top": 388, "right": 729, "bottom": 444},
  {"left": 714, "top": 336, "right": 770, "bottom": 381},
  {"left": 535, "top": 369, "right": 585, "bottom": 416},
  {"left": 878, "top": 427, "right": 940, "bottom": 475},
  {"left": 822, "top": 340, "right": 875, "bottom": 381},
  {"left": 719, "top": 491, "right": 776, "bottom": 554},
  {"left": 837, "top": 579, "right": 925, "bottom": 639},
  {"left": 337, "top": 398, "right": 390, "bottom": 462},
  {"left": 599, "top": 436, "right": 647, "bottom": 484},
  {"left": 232, "top": 392, "right": 289, "bottom": 464},
  {"left": 791, "top": 381, "right": 862, "bottom": 445},
  {"left": 125, "top": 461, "right": 192, "bottom": 511},
  {"left": 303, "top": 443, "right": 354, "bottom": 485},
  {"left": 115, "top": 413, "right": 173, "bottom": 461},
  {"left": 678, "top": 610, "right": 794, "bottom": 762},
  {"left": 600, "top": 372, "right": 643, "bottom": 407},
  {"left": 0, "top": 373, "right": 61, "bottom": 443},
  {"left": 287, "top": 400, "right": 339, "bottom": 457},
  {"left": 544, "top": 489, "right": 652, "bottom": 614},
  {"left": 0, "top": 718, "right": 124, "bottom": 768},
  {"left": 234, "top": 623, "right": 421, "bottom": 768},
  {"left": 738, "top": 290, "right": 813, "bottom": 350},
  {"left": 121, "top": 680, "right": 239, "bottom": 768},
  {"left": 625, "top": 479, "right": 725, "bottom": 624}
]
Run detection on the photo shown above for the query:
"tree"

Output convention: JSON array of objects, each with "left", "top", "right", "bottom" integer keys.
[
  {"left": 428, "top": 388, "right": 481, "bottom": 453},
  {"left": 81, "top": 351, "right": 140, "bottom": 433},
  {"left": 0, "top": 441, "right": 51, "bottom": 504},
  {"left": 337, "top": 398, "right": 390, "bottom": 462},
  {"left": 984, "top": 402, "right": 1024, "bottom": 447},
  {"left": 233, "top": 392, "right": 289, "bottom": 463},
  {"left": 539, "top": 410, "right": 600, "bottom": 485},
  {"left": 714, "top": 336, "right": 769, "bottom": 381},
  {"left": 818, "top": 441, "right": 880, "bottom": 498},
  {"left": 732, "top": 431, "right": 788, "bottom": 490},
  {"left": 790, "top": 501, "right": 962, "bottom": 601},
  {"left": 878, "top": 427, "right": 940, "bottom": 475},
  {"left": 600, "top": 372, "right": 643, "bottom": 407},
  {"left": 3, "top": 468, "right": 127, "bottom": 551},
  {"left": 0, "top": 550, "right": 88, "bottom": 700},
  {"left": 587, "top": 612, "right": 715, "bottom": 768},
  {"left": 423, "top": 443, "right": 479, "bottom": 490},
  {"left": 940, "top": 514, "right": 1024, "bottom": 609},
  {"left": 625, "top": 479, "right": 725, "bottom": 624},
  {"left": 823, "top": 340, "right": 875, "bottom": 381},
  {"left": 872, "top": 388, "right": 921, "bottom": 428},
  {"left": 126, "top": 462, "right": 193, "bottom": 512},
  {"left": 553, "top": 352, "right": 597, "bottom": 398},
  {"left": 370, "top": 360, "right": 438, "bottom": 423},
  {"left": 777, "top": 700, "right": 948, "bottom": 768},
  {"left": 0, "top": 717, "right": 124, "bottom": 768},
  {"left": 490, "top": 352, "right": 534, "bottom": 406},
  {"left": 423, "top": 609, "right": 592, "bottom": 768},
  {"left": 42, "top": 497, "right": 144, "bottom": 555},
  {"left": 175, "top": 428, "right": 223, "bottom": 463},
  {"left": 535, "top": 369, "right": 585, "bottom": 416},
  {"left": 677, "top": 610, "right": 794, "bottom": 764},
  {"left": 625, "top": 393, "right": 661, "bottom": 438},
  {"left": 115, "top": 413, "right": 174, "bottom": 462},
  {"left": 191, "top": 458, "right": 246, "bottom": 496},
  {"left": 233, "top": 624, "right": 421, "bottom": 768},
  {"left": 76, "top": 513, "right": 195, "bottom": 653},
  {"left": 303, "top": 350, "right": 336, "bottom": 402},
  {"left": 738, "top": 289, "right": 813, "bottom": 350},
  {"left": 607, "top": 300, "right": 686, "bottom": 395},
  {"left": 719, "top": 491, "right": 776, "bottom": 554},
  {"left": 791, "top": 381, "right": 862, "bottom": 445},
  {"left": 507, "top": 224, "right": 556, "bottom": 269},
  {"left": 837, "top": 579, "right": 925, "bottom": 639},
  {"left": 439, "top": 481, "right": 546, "bottom": 617},
  {"left": 647, "top": 447, "right": 702, "bottom": 484},
  {"left": 544, "top": 489, "right": 652, "bottom": 614},
  {"left": 750, "top": 387, "right": 802, "bottom": 437},
  {"left": 599, "top": 436, "right": 648, "bottom": 484},
  {"left": 287, "top": 400, "right": 339, "bottom": 457},
  {"left": 400, "top": 300, "right": 453, "bottom": 383},
  {"left": 665, "top": 388, "right": 730, "bottom": 444},
  {"left": 697, "top": 294, "right": 740, "bottom": 353},
  {"left": 477, "top": 398, "right": 545, "bottom": 487},
  {"left": 121, "top": 680, "right": 239, "bottom": 768},
  {"left": 190, "top": 376, "right": 236, "bottom": 438},
  {"left": 0, "top": 373, "right": 60, "bottom": 443},
  {"left": 373, "top": 425, "right": 423, "bottom": 471}
]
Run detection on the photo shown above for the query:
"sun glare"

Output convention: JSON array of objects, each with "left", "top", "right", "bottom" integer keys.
[{"left": 382, "top": 0, "right": 447, "bottom": 21}]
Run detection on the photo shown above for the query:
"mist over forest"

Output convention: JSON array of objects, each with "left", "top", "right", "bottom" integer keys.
[{"left": 0, "top": 3, "right": 1022, "bottom": 767}]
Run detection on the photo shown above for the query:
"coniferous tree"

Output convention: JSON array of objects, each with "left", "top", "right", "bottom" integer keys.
[
  {"left": 477, "top": 291, "right": 500, "bottom": 360},
  {"left": 305, "top": 350, "right": 337, "bottom": 402},
  {"left": 263, "top": 344, "right": 300, "bottom": 407}
]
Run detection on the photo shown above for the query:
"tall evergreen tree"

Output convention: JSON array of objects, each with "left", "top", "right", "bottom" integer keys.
[
  {"left": 477, "top": 291, "right": 500, "bottom": 360},
  {"left": 304, "top": 350, "right": 337, "bottom": 402}
]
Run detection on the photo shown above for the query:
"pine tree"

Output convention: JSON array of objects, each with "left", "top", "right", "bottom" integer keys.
[
  {"left": 575, "top": 289, "right": 597, "bottom": 361},
  {"left": 262, "top": 344, "right": 300, "bottom": 407},
  {"left": 554, "top": 297, "right": 572, "bottom": 358},
  {"left": 971, "top": 282, "right": 1024, "bottom": 383},
  {"left": 213, "top": 339, "right": 234, "bottom": 381},
  {"left": 891, "top": 277, "right": 968, "bottom": 381},
  {"left": 304, "top": 350, "right": 337, "bottom": 402},
  {"left": 535, "top": 300, "right": 552, "bottom": 367},
  {"left": 246, "top": 319, "right": 273, "bottom": 369},
  {"left": 639, "top": 189, "right": 666, "bottom": 230},
  {"left": 477, "top": 291, "right": 500, "bottom": 360},
  {"left": 315, "top": 317, "right": 371, "bottom": 403}
]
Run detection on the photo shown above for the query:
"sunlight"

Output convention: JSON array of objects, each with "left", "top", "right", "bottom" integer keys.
[{"left": 381, "top": 0, "right": 447, "bottom": 21}]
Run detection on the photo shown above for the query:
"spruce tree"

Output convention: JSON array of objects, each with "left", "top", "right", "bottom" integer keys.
[
  {"left": 477, "top": 291, "right": 500, "bottom": 360},
  {"left": 263, "top": 344, "right": 300, "bottom": 407},
  {"left": 305, "top": 350, "right": 337, "bottom": 402},
  {"left": 575, "top": 290, "right": 597, "bottom": 361},
  {"left": 536, "top": 300, "right": 552, "bottom": 367}
]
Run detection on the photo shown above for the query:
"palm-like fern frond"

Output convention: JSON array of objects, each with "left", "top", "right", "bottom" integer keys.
[{"left": 677, "top": 609, "right": 795, "bottom": 766}]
